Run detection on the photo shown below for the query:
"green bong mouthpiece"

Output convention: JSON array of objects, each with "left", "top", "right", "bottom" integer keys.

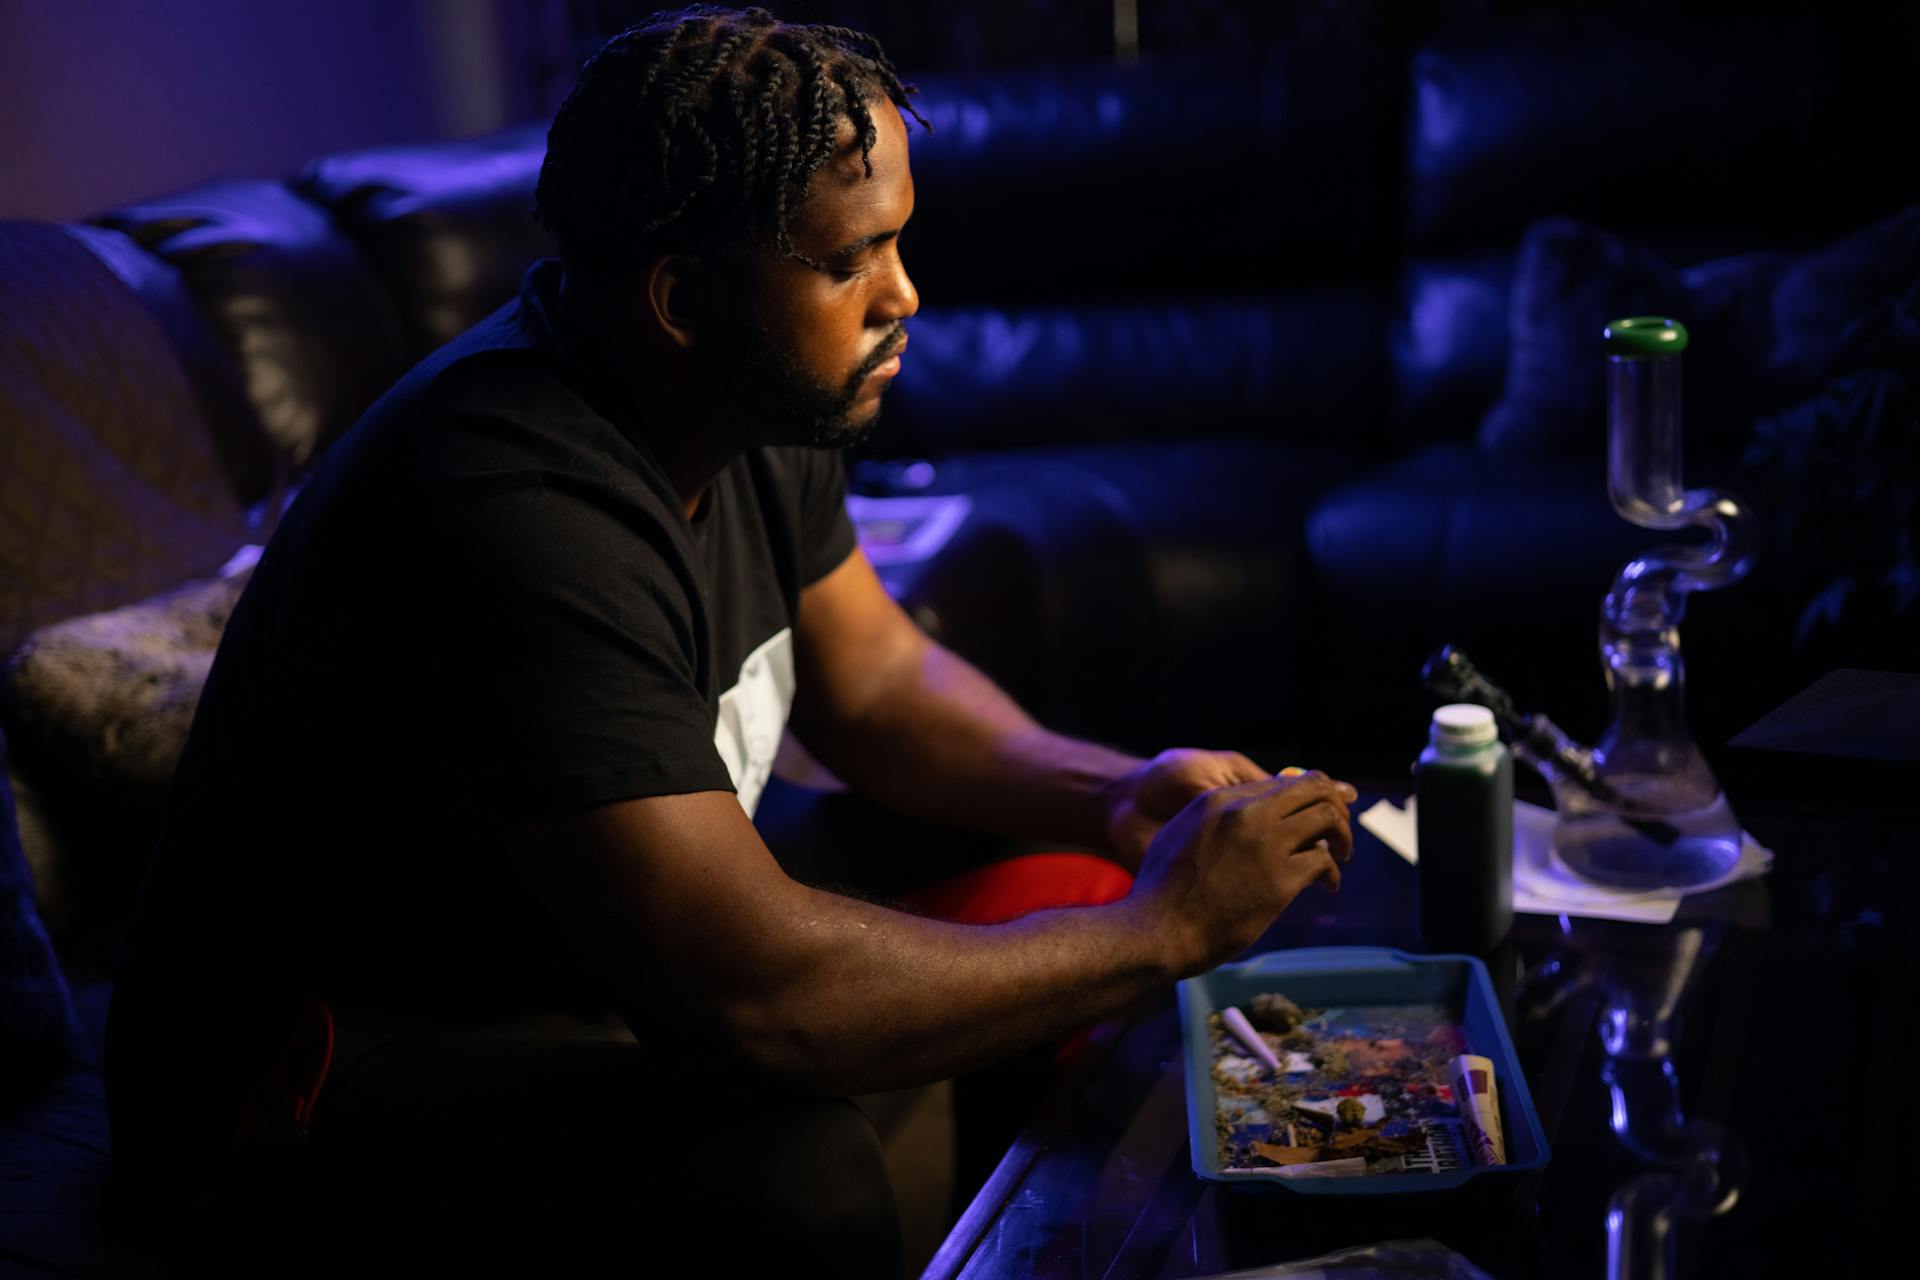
[{"left": 1602, "top": 316, "right": 1688, "bottom": 359}]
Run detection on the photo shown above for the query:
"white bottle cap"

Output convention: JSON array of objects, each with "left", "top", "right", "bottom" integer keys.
[{"left": 1431, "top": 703, "right": 1497, "bottom": 747}]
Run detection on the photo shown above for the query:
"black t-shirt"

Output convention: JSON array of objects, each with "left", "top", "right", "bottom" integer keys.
[{"left": 119, "top": 261, "right": 857, "bottom": 1022}]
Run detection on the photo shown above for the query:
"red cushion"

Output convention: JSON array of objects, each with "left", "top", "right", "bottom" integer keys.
[
  {"left": 893, "top": 852, "right": 1132, "bottom": 924},
  {"left": 896, "top": 853, "right": 1135, "bottom": 1068}
]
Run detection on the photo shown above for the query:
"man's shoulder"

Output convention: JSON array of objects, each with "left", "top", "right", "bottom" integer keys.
[
  {"left": 344, "top": 302, "right": 653, "bottom": 496},
  {"left": 391, "top": 302, "right": 575, "bottom": 427},
  {"left": 280, "top": 288, "right": 687, "bottom": 591}
]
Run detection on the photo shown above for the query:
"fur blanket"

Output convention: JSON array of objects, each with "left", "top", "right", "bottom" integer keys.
[
  {"left": 1, "top": 550, "right": 257, "bottom": 787},
  {"left": 0, "top": 550, "right": 257, "bottom": 929}
]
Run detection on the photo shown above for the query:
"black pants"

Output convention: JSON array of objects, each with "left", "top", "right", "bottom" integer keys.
[
  {"left": 111, "top": 1004, "right": 901, "bottom": 1277},
  {"left": 309, "top": 1009, "right": 902, "bottom": 1275},
  {"left": 112, "top": 781, "right": 1068, "bottom": 1274}
]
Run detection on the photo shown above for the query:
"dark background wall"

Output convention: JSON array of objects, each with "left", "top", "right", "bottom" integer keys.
[{"left": 0, "top": 0, "right": 528, "bottom": 220}]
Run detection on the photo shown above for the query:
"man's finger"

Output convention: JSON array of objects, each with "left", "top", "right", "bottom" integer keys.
[
  {"left": 1307, "top": 827, "right": 1355, "bottom": 866},
  {"left": 1215, "top": 751, "right": 1270, "bottom": 784},
  {"left": 1323, "top": 810, "right": 1353, "bottom": 866},
  {"left": 1240, "top": 774, "right": 1354, "bottom": 820},
  {"left": 1273, "top": 769, "right": 1359, "bottom": 805},
  {"left": 1274, "top": 797, "right": 1351, "bottom": 861},
  {"left": 1325, "top": 811, "right": 1354, "bottom": 864},
  {"left": 1162, "top": 749, "right": 1268, "bottom": 797},
  {"left": 1284, "top": 843, "right": 1340, "bottom": 894}
]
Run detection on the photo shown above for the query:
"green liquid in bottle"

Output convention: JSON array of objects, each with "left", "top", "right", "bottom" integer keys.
[{"left": 1415, "top": 705, "right": 1513, "bottom": 953}]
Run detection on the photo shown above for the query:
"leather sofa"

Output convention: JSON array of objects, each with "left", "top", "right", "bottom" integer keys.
[
  {"left": 874, "top": 13, "right": 1919, "bottom": 765},
  {"left": 3, "top": 10, "right": 1916, "bottom": 1273}
]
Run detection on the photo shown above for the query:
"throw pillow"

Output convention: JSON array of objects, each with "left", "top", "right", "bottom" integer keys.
[
  {"left": 0, "top": 730, "right": 87, "bottom": 1108},
  {"left": 1768, "top": 204, "right": 1920, "bottom": 388},
  {"left": 1477, "top": 217, "right": 1788, "bottom": 457},
  {"left": 1745, "top": 214, "right": 1920, "bottom": 643},
  {"left": 1478, "top": 217, "right": 1688, "bottom": 457}
]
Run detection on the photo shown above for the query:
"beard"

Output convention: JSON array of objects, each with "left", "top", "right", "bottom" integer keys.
[{"left": 704, "top": 316, "right": 904, "bottom": 450}]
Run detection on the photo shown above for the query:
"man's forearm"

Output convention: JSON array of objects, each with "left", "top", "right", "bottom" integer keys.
[
  {"left": 702, "top": 882, "right": 1175, "bottom": 1095},
  {"left": 803, "top": 638, "right": 1142, "bottom": 854}
]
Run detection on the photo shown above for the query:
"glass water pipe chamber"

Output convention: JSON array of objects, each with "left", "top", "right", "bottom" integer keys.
[{"left": 1549, "top": 318, "right": 1760, "bottom": 890}]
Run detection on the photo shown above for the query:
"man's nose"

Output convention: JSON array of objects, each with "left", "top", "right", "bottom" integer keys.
[{"left": 875, "top": 254, "right": 918, "bottom": 324}]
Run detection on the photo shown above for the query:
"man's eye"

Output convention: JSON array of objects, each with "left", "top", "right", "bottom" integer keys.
[{"left": 828, "top": 263, "right": 862, "bottom": 282}]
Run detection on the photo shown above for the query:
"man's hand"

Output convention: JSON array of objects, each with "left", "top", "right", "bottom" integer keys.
[
  {"left": 1100, "top": 749, "right": 1272, "bottom": 869},
  {"left": 1128, "top": 771, "right": 1359, "bottom": 977}
]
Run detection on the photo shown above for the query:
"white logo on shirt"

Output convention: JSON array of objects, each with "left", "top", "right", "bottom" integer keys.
[{"left": 712, "top": 627, "right": 796, "bottom": 817}]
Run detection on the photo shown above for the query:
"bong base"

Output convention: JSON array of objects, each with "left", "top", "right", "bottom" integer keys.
[{"left": 1553, "top": 790, "right": 1743, "bottom": 890}]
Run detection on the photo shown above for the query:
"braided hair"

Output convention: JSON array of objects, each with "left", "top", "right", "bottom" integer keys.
[{"left": 534, "top": 5, "right": 930, "bottom": 279}]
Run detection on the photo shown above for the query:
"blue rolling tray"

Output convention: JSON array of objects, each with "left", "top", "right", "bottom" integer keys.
[{"left": 1178, "top": 947, "right": 1551, "bottom": 1195}]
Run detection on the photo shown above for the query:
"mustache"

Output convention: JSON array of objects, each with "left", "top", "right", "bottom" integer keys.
[{"left": 851, "top": 326, "right": 908, "bottom": 382}]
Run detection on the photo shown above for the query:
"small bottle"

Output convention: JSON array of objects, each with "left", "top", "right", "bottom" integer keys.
[{"left": 1415, "top": 704, "right": 1513, "bottom": 953}]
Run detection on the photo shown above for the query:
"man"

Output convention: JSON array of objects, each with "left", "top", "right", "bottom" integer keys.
[{"left": 109, "top": 6, "right": 1354, "bottom": 1273}]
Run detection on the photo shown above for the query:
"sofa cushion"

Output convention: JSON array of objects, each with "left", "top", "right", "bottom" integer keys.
[
  {"left": 60, "top": 225, "right": 282, "bottom": 511},
  {"left": 97, "top": 179, "right": 412, "bottom": 471},
  {"left": 1305, "top": 441, "right": 1654, "bottom": 607},
  {"left": 888, "top": 438, "right": 1358, "bottom": 753},
  {"left": 0, "top": 222, "right": 253, "bottom": 661},
  {"left": 882, "top": 294, "right": 1386, "bottom": 457},
  {"left": 1389, "top": 250, "right": 1515, "bottom": 443},
  {"left": 902, "top": 45, "right": 1395, "bottom": 304},
  {"left": 295, "top": 123, "right": 553, "bottom": 356}
]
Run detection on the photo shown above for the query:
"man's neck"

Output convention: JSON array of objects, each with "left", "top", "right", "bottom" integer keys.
[
  {"left": 653, "top": 432, "right": 738, "bottom": 521},
  {"left": 557, "top": 271, "right": 741, "bottom": 520}
]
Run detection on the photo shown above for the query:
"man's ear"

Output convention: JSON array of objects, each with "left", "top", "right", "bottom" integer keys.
[{"left": 644, "top": 253, "right": 708, "bottom": 352}]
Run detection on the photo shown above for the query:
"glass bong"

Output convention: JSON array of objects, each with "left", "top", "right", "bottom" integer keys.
[{"left": 1424, "top": 318, "right": 1759, "bottom": 890}]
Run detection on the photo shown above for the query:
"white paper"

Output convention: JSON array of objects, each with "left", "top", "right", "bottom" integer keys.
[{"left": 1359, "top": 798, "right": 1772, "bottom": 925}]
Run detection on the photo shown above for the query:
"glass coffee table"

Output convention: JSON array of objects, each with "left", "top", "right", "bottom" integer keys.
[{"left": 924, "top": 785, "right": 1914, "bottom": 1279}]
